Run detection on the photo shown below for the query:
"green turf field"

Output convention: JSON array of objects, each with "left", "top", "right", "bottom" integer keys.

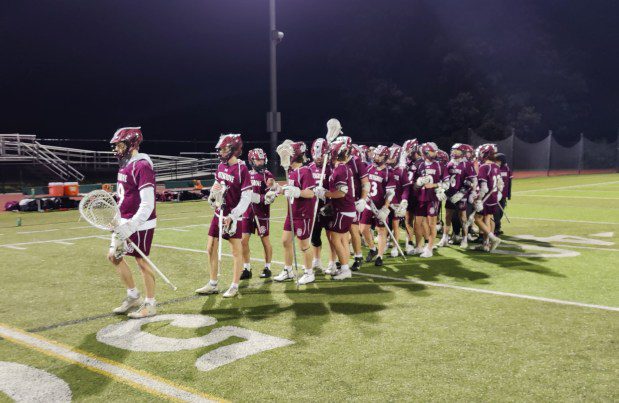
[{"left": 1, "top": 173, "right": 618, "bottom": 401}]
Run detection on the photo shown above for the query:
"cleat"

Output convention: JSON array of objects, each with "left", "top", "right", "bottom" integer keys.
[
  {"left": 412, "top": 247, "right": 425, "bottom": 255},
  {"left": 405, "top": 243, "right": 416, "bottom": 255},
  {"left": 113, "top": 295, "right": 141, "bottom": 315},
  {"left": 375, "top": 256, "right": 383, "bottom": 266},
  {"left": 127, "top": 302, "right": 156, "bottom": 319},
  {"left": 390, "top": 247, "right": 399, "bottom": 258},
  {"left": 273, "top": 268, "right": 295, "bottom": 282},
  {"left": 298, "top": 270, "right": 315, "bottom": 285},
  {"left": 240, "top": 268, "right": 252, "bottom": 280},
  {"left": 365, "top": 248, "right": 378, "bottom": 263},
  {"left": 260, "top": 267, "right": 272, "bottom": 278},
  {"left": 195, "top": 283, "right": 219, "bottom": 295},
  {"left": 223, "top": 286, "right": 239, "bottom": 298},
  {"left": 489, "top": 235, "right": 501, "bottom": 251},
  {"left": 332, "top": 267, "right": 352, "bottom": 280},
  {"left": 460, "top": 239, "right": 469, "bottom": 250},
  {"left": 420, "top": 247, "right": 433, "bottom": 258},
  {"left": 351, "top": 257, "right": 362, "bottom": 272},
  {"left": 437, "top": 235, "right": 449, "bottom": 247},
  {"left": 324, "top": 262, "right": 337, "bottom": 276}
]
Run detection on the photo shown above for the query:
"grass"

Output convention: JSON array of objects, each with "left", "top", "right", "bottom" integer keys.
[{"left": 0, "top": 173, "right": 618, "bottom": 401}]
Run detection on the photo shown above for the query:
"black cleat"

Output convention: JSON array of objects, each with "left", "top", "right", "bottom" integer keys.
[
  {"left": 351, "top": 257, "right": 362, "bottom": 272},
  {"left": 240, "top": 268, "right": 252, "bottom": 280},
  {"left": 259, "top": 267, "right": 271, "bottom": 278},
  {"left": 365, "top": 248, "right": 378, "bottom": 263},
  {"left": 375, "top": 256, "right": 383, "bottom": 266}
]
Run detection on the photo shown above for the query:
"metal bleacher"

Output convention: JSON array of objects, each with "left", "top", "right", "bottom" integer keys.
[{"left": 0, "top": 134, "right": 218, "bottom": 182}]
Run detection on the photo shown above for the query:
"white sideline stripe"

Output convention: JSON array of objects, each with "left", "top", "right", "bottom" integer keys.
[
  {"left": 17, "top": 228, "right": 59, "bottom": 234},
  {"left": 0, "top": 235, "right": 103, "bottom": 248},
  {"left": 53, "top": 241, "right": 74, "bottom": 246},
  {"left": 510, "top": 217, "right": 619, "bottom": 225},
  {"left": 0, "top": 324, "right": 217, "bottom": 402},
  {"left": 516, "top": 194, "right": 619, "bottom": 200},
  {"left": 3, "top": 245, "right": 27, "bottom": 250},
  {"left": 152, "top": 244, "right": 619, "bottom": 313},
  {"left": 168, "top": 228, "right": 191, "bottom": 232},
  {"left": 514, "top": 180, "right": 619, "bottom": 194}
]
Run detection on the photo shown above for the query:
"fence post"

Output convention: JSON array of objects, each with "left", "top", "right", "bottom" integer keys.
[
  {"left": 578, "top": 133, "right": 584, "bottom": 174},
  {"left": 547, "top": 130, "right": 553, "bottom": 176},
  {"left": 509, "top": 127, "right": 515, "bottom": 168},
  {"left": 616, "top": 128, "right": 619, "bottom": 173}
]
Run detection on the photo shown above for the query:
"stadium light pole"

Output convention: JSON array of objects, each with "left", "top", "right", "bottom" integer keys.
[{"left": 268, "top": 0, "right": 284, "bottom": 176}]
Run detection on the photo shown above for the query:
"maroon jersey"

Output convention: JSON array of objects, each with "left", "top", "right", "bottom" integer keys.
[
  {"left": 309, "top": 161, "right": 331, "bottom": 213},
  {"left": 388, "top": 166, "right": 410, "bottom": 203},
  {"left": 215, "top": 161, "right": 252, "bottom": 215},
  {"left": 287, "top": 165, "right": 316, "bottom": 219},
  {"left": 478, "top": 162, "right": 501, "bottom": 206},
  {"left": 417, "top": 160, "right": 444, "bottom": 202},
  {"left": 499, "top": 163, "right": 513, "bottom": 199},
  {"left": 366, "top": 165, "right": 394, "bottom": 208},
  {"left": 446, "top": 159, "right": 468, "bottom": 195},
  {"left": 117, "top": 154, "right": 156, "bottom": 221},
  {"left": 346, "top": 156, "right": 368, "bottom": 200},
  {"left": 244, "top": 169, "right": 274, "bottom": 219},
  {"left": 328, "top": 163, "right": 355, "bottom": 213}
]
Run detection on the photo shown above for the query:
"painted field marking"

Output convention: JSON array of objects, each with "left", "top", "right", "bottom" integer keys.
[
  {"left": 591, "top": 232, "right": 614, "bottom": 237},
  {"left": 17, "top": 228, "right": 59, "bottom": 234},
  {"left": 53, "top": 241, "right": 75, "bottom": 246},
  {"left": 514, "top": 180, "right": 619, "bottom": 194},
  {"left": 552, "top": 244, "right": 619, "bottom": 252},
  {"left": 516, "top": 194, "right": 619, "bottom": 200},
  {"left": 0, "top": 322, "right": 224, "bottom": 402},
  {"left": 3, "top": 245, "right": 27, "bottom": 250},
  {"left": 152, "top": 244, "right": 619, "bottom": 312},
  {"left": 510, "top": 217, "right": 619, "bottom": 225}
]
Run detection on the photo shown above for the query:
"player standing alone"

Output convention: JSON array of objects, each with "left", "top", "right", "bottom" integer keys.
[{"left": 108, "top": 127, "right": 158, "bottom": 319}]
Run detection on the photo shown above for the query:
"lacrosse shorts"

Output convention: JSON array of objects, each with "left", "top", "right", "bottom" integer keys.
[
  {"left": 124, "top": 229, "right": 155, "bottom": 257},
  {"left": 328, "top": 211, "right": 356, "bottom": 234},
  {"left": 445, "top": 199, "right": 467, "bottom": 211},
  {"left": 481, "top": 204, "right": 498, "bottom": 216},
  {"left": 208, "top": 214, "right": 242, "bottom": 240},
  {"left": 284, "top": 216, "right": 312, "bottom": 240},
  {"left": 360, "top": 209, "right": 385, "bottom": 227},
  {"left": 242, "top": 215, "right": 270, "bottom": 237},
  {"left": 414, "top": 201, "right": 439, "bottom": 217}
]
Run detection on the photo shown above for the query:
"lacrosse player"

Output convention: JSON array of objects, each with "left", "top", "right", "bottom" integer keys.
[
  {"left": 337, "top": 136, "right": 370, "bottom": 271},
  {"left": 108, "top": 127, "right": 158, "bottom": 319},
  {"left": 386, "top": 144, "right": 411, "bottom": 258},
  {"left": 308, "top": 138, "right": 338, "bottom": 274},
  {"left": 195, "top": 134, "right": 252, "bottom": 298},
  {"left": 473, "top": 144, "right": 502, "bottom": 252},
  {"left": 494, "top": 153, "right": 512, "bottom": 236},
  {"left": 453, "top": 143, "right": 477, "bottom": 248},
  {"left": 240, "top": 148, "right": 276, "bottom": 279},
  {"left": 314, "top": 139, "right": 357, "bottom": 280},
  {"left": 412, "top": 142, "right": 449, "bottom": 258},
  {"left": 274, "top": 141, "right": 318, "bottom": 284},
  {"left": 401, "top": 139, "right": 420, "bottom": 254},
  {"left": 360, "top": 145, "right": 396, "bottom": 266},
  {"left": 438, "top": 144, "right": 469, "bottom": 247}
]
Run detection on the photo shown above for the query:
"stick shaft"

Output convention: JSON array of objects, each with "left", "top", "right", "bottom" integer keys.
[
  {"left": 127, "top": 240, "right": 177, "bottom": 290},
  {"left": 369, "top": 200, "right": 406, "bottom": 260}
]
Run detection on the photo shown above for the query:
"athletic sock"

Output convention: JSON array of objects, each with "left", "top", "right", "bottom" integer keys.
[
  {"left": 265, "top": 263, "right": 271, "bottom": 269},
  {"left": 209, "top": 279, "right": 218, "bottom": 287},
  {"left": 370, "top": 247, "right": 377, "bottom": 252},
  {"left": 243, "top": 263, "right": 250, "bottom": 270},
  {"left": 284, "top": 265, "right": 292, "bottom": 272},
  {"left": 354, "top": 253, "right": 363, "bottom": 259},
  {"left": 127, "top": 288, "right": 139, "bottom": 299},
  {"left": 230, "top": 283, "right": 239, "bottom": 289},
  {"left": 144, "top": 297, "right": 155, "bottom": 305},
  {"left": 312, "top": 258, "right": 320, "bottom": 267},
  {"left": 341, "top": 264, "right": 350, "bottom": 271}
]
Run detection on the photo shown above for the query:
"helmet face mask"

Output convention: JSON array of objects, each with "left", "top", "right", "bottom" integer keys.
[
  {"left": 373, "top": 145, "right": 389, "bottom": 166},
  {"left": 312, "top": 138, "right": 328, "bottom": 165},
  {"left": 248, "top": 148, "right": 268, "bottom": 172},
  {"left": 216, "top": 134, "right": 243, "bottom": 163},
  {"left": 420, "top": 142, "right": 438, "bottom": 160},
  {"left": 330, "top": 140, "right": 350, "bottom": 162},
  {"left": 110, "top": 127, "right": 142, "bottom": 163}
]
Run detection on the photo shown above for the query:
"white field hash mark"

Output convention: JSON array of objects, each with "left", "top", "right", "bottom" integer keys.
[
  {"left": 513, "top": 180, "right": 619, "bottom": 194},
  {"left": 152, "top": 244, "right": 619, "bottom": 313}
]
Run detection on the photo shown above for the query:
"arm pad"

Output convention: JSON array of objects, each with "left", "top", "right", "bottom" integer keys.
[
  {"left": 231, "top": 189, "right": 252, "bottom": 220},
  {"left": 132, "top": 187, "right": 155, "bottom": 227}
]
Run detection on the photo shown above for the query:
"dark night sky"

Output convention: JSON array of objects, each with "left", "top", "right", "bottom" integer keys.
[{"left": 2, "top": 0, "right": 618, "bottom": 151}]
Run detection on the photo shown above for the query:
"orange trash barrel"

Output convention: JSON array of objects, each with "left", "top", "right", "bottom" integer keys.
[
  {"left": 48, "top": 182, "right": 64, "bottom": 197},
  {"left": 64, "top": 182, "right": 79, "bottom": 196}
]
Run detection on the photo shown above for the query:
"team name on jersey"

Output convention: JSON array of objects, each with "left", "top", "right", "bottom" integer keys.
[
  {"left": 251, "top": 179, "right": 262, "bottom": 187},
  {"left": 312, "top": 172, "right": 321, "bottom": 180},
  {"left": 424, "top": 168, "right": 437, "bottom": 175},
  {"left": 368, "top": 173, "right": 384, "bottom": 182},
  {"left": 218, "top": 172, "right": 235, "bottom": 183},
  {"left": 117, "top": 173, "right": 128, "bottom": 182},
  {"left": 501, "top": 172, "right": 508, "bottom": 177},
  {"left": 450, "top": 168, "right": 462, "bottom": 174}
]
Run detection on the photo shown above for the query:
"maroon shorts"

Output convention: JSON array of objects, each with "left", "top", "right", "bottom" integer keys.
[
  {"left": 414, "top": 201, "right": 439, "bottom": 217},
  {"left": 126, "top": 229, "right": 155, "bottom": 257},
  {"left": 284, "top": 216, "right": 312, "bottom": 240},
  {"left": 328, "top": 212, "right": 355, "bottom": 234},
  {"left": 208, "top": 214, "right": 242, "bottom": 240},
  {"left": 242, "top": 215, "right": 270, "bottom": 237},
  {"left": 360, "top": 209, "right": 385, "bottom": 227},
  {"left": 445, "top": 199, "right": 467, "bottom": 211},
  {"left": 481, "top": 204, "right": 498, "bottom": 216}
]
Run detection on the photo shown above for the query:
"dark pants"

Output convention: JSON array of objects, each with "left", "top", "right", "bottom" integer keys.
[{"left": 494, "top": 199, "right": 507, "bottom": 233}]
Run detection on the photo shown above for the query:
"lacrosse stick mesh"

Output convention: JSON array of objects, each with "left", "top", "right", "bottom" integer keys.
[
  {"left": 276, "top": 139, "right": 295, "bottom": 170},
  {"left": 79, "top": 190, "right": 121, "bottom": 231}
]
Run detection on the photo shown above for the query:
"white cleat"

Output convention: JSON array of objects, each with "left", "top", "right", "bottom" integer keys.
[
  {"left": 298, "top": 270, "right": 315, "bottom": 285},
  {"left": 223, "top": 286, "right": 239, "bottom": 298},
  {"left": 127, "top": 302, "right": 156, "bottom": 319},
  {"left": 405, "top": 244, "right": 416, "bottom": 255},
  {"left": 437, "top": 236, "right": 449, "bottom": 247},
  {"left": 460, "top": 239, "right": 469, "bottom": 250},
  {"left": 113, "top": 295, "right": 141, "bottom": 315},
  {"left": 332, "top": 267, "right": 352, "bottom": 280},
  {"left": 489, "top": 235, "right": 501, "bottom": 252},
  {"left": 412, "top": 247, "right": 425, "bottom": 255},
  {"left": 323, "top": 262, "right": 337, "bottom": 276},
  {"left": 390, "top": 247, "right": 399, "bottom": 258},
  {"left": 195, "top": 283, "right": 219, "bottom": 295},
  {"left": 419, "top": 247, "right": 433, "bottom": 258},
  {"left": 273, "top": 268, "right": 295, "bottom": 282}
]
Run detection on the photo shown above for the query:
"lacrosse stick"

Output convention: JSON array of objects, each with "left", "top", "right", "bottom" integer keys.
[
  {"left": 276, "top": 140, "right": 300, "bottom": 288},
  {"left": 215, "top": 183, "right": 229, "bottom": 278},
  {"left": 496, "top": 200, "right": 511, "bottom": 223},
  {"left": 308, "top": 118, "right": 343, "bottom": 240},
  {"left": 367, "top": 199, "right": 406, "bottom": 260},
  {"left": 464, "top": 182, "right": 498, "bottom": 230},
  {"left": 79, "top": 190, "right": 177, "bottom": 290}
]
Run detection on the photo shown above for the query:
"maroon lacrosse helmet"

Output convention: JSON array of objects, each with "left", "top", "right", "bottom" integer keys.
[
  {"left": 216, "top": 133, "right": 243, "bottom": 162},
  {"left": 290, "top": 141, "right": 308, "bottom": 163},
  {"left": 335, "top": 135, "right": 353, "bottom": 148},
  {"left": 450, "top": 143, "right": 463, "bottom": 159},
  {"left": 248, "top": 148, "right": 268, "bottom": 172},
  {"left": 110, "top": 127, "right": 143, "bottom": 160},
  {"left": 311, "top": 138, "right": 328, "bottom": 161},
  {"left": 420, "top": 142, "right": 439, "bottom": 159},
  {"left": 477, "top": 143, "right": 498, "bottom": 162},
  {"left": 373, "top": 145, "right": 389, "bottom": 164},
  {"left": 388, "top": 144, "right": 401, "bottom": 164},
  {"left": 436, "top": 149, "right": 449, "bottom": 164},
  {"left": 402, "top": 139, "right": 419, "bottom": 158},
  {"left": 330, "top": 139, "right": 350, "bottom": 161}
]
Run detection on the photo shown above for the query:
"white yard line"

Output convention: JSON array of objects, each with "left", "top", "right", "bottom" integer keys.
[
  {"left": 152, "top": 244, "right": 619, "bottom": 313},
  {"left": 516, "top": 194, "right": 619, "bottom": 200},
  {"left": 52, "top": 241, "right": 75, "bottom": 246},
  {"left": 514, "top": 180, "right": 619, "bottom": 194},
  {"left": 552, "top": 244, "right": 619, "bottom": 252},
  {"left": 0, "top": 323, "right": 218, "bottom": 402},
  {"left": 3, "top": 245, "right": 27, "bottom": 250},
  {"left": 510, "top": 217, "right": 619, "bottom": 225}
]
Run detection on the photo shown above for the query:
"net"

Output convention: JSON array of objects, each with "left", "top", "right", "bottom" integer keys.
[
  {"left": 550, "top": 137, "right": 580, "bottom": 170},
  {"left": 79, "top": 190, "right": 120, "bottom": 231}
]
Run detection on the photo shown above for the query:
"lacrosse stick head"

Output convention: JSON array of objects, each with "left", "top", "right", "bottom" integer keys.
[
  {"left": 326, "top": 118, "right": 343, "bottom": 143},
  {"left": 79, "top": 190, "right": 121, "bottom": 231},
  {"left": 276, "top": 140, "right": 295, "bottom": 171}
]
